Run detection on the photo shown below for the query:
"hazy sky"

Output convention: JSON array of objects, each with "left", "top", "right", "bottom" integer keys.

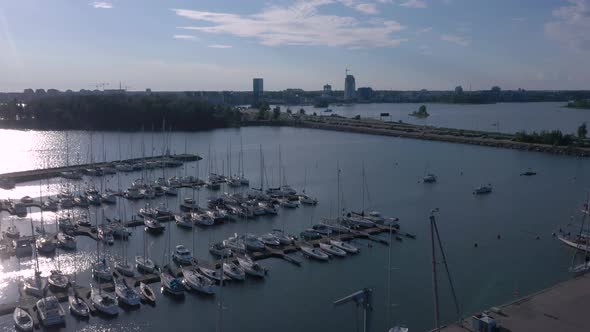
[{"left": 1, "top": 0, "right": 589, "bottom": 92}]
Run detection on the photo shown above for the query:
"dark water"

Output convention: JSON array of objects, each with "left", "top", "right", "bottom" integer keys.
[
  {"left": 0, "top": 126, "right": 589, "bottom": 331},
  {"left": 284, "top": 102, "right": 589, "bottom": 134}
]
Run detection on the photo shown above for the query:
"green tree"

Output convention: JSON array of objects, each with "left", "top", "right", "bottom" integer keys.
[
  {"left": 578, "top": 123, "right": 588, "bottom": 139},
  {"left": 299, "top": 108, "right": 306, "bottom": 115},
  {"left": 272, "top": 107, "right": 280, "bottom": 120}
]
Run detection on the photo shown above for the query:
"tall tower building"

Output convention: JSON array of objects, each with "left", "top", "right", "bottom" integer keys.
[
  {"left": 253, "top": 78, "right": 263, "bottom": 105},
  {"left": 344, "top": 71, "right": 356, "bottom": 100}
]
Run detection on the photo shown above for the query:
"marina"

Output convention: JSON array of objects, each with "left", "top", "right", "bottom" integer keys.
[{"left": 0, "top": 126, "right": 588, "bottom": 331}]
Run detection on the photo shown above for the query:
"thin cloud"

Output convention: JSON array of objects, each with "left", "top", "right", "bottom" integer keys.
[
  {"left": 91, "top": 1, "right": 113, "bottom": 9},
  {"left": 512, "top": 17, "right": 526, "bottom": 22},
  {"left": 173, "top": 35, "right": 198, "bottom": 40},
  {"left": 173, "top": 0, "right": 406, "bottom": 48},
  {"left": 441, "top": 34, "right": 469, "bottom": 46},
  {"left": 545, "top": 0, "right": 590, "bottom": 50},
  {"left": 417, "top": 27, "right": 432, "bottom": 34},
  {"left": 400, "top": 0, "right": 427, "bottom": 9},
  {"left": 339, "top": 0, "right": 379, "bottom": 14},
  {"left": 208, "top": 44, "right": 232, "bottom": 49}
]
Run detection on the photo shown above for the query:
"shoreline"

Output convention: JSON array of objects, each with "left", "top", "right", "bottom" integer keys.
[{"left": 244, "top": 117, "right": 590, "bottom": 157}]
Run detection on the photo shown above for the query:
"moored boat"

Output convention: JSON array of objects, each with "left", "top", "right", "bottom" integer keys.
[{"left": 13, "top": 307, "right": 33, "bottom": 332}]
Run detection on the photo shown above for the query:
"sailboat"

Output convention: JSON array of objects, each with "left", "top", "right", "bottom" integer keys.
[
  {"left": 114, "top": 277, "right": 141, "bottom": 306},
  {"left": 562, "top": 197, "right": 590, "bottom": 273},
  {"left": 114, "top": 185, "right": 134, "bottom": 277},
  {"left": 68, "top": 263, "right": 90, "bottom": 318},
  {"left": 135, "top": 224, "right": 156, "bottom": 273},
  {"left": 236, "top": 254, "right": 266, "bottom": 278},
  {"left": 90, "top": 284, "right": 118, "bottom": 316},
  {"left": 36, "top": 295, "right": 65, "bottom": 326},
  {"left": 92, "top": 210, "right": 113, "bottom": 281},
  {"left": 239, "top": 136, "right": 250, "bottom": 186},
  {"left": 23, "top": 219, "right": 48, "bottom": 297},
  {"left": 160, "top": 222, "right": 184, "bottom": 296},
  {"left": 223, "top": 261, "right": 246, "bottom": 281}
]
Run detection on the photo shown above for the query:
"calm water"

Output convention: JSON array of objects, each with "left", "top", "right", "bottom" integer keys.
[
  {"left": 286, "top": 102, "right": 589, "bottom": 134},
  {"left": 0, "top": 126, "right": 589, "bottom": 331}
]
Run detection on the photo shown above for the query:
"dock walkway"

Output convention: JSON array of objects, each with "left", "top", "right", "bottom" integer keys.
[{"left": 438, "top": 273, "right": 590, "bottom": 332}]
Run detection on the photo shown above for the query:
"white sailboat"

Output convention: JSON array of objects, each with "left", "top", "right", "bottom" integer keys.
[
  {"left": 115, "top": 278, "right": 141, "bottom": 306},
  {"left": 90, "top": 284, "right": 118, "bottom": 316}
]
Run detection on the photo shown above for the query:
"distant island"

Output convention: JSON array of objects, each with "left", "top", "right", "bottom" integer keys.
[
  {"left": 566, "top": 99, "right": 590, "bottom": 109},
  {"left": 409, "top": 105, "right": 430, "bottom": 118}
]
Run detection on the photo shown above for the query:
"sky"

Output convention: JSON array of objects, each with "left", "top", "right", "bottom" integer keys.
[{"left": 1, "top": 0, "right": 589, "bottom": 92}]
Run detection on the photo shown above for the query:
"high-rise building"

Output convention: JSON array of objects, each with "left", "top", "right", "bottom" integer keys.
[
  {"left": 323, "top": 84, "right": 332, "bottom": 96},
  {"left": 253, "top": 78, "right": 263, "bottom": 105},
  {"left": 344, "top": 74, "right": 356, "bottom": 100}
]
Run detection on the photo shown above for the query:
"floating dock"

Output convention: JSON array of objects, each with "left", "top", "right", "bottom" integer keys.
[
  {"left": 0, "top": 224, "right": 409, "bottom": 318},
  {"left": 437, "top": 273, "right": 590, "bottom": 332}
]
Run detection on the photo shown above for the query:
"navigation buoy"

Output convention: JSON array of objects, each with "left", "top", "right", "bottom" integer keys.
[
  {"left": 474, "top": 242, "right": 478, "bottom": 248},
  {"left": 536, "top": 235, "right": 540, "bottom": 240},
  {"left": 497, "top": 234, "right": 501, "bottom": 240}
]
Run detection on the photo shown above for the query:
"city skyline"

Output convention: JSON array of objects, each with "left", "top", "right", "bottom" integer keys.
[{"left": 1, "top": 0, "right": 590, "bottom": 92}]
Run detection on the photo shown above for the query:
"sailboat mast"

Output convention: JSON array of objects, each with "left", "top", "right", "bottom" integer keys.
[{"left": 430, "top": 214, "right": 440, "bottom": 331}]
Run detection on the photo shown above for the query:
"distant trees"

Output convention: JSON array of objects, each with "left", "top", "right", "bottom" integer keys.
[
  {"left": 409, "top": 104, "right": 430, "bottom": 118},
  {"left": 272, "top": 106, "right": 281, "bottom": 120},
  {"left": 567, "top": 99, "right": 590, "bottom": 109},
  {"left": 578, "top": 123, "right": 588, "bottom": 139},
  {"left": 0, "top": 94, "right": 241, "bottom": 130},
  {"left": 299, "top": 108, "right": 306, "bottom": 115},
  {"left": 514, "top": 130, "right": 575, "bottom": 146}
]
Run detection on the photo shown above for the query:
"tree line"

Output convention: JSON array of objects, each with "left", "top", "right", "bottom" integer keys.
[{"left": 0, "top": 94, "right": 241, "bottom": 130}]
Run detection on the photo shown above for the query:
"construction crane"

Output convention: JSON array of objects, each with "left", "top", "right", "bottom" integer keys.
[{"left": 333, "top": 288, "right": 373, "bottom": 332}]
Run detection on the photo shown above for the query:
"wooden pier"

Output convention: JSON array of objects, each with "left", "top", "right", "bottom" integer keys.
[{"left": 0, "top": 153, "right": 200, "bottom": 186}]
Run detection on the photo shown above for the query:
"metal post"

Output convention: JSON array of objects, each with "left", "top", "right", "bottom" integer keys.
[{"left": 430, "top": 215, "right": 440, "bottom": 331}]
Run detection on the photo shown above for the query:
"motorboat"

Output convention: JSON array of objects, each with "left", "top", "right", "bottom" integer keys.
[
  {"left": 223, "top": 234, "right": 246, "bottom": 253},
  {"left": 115, "top": 278, "right": 141, "bottom": 306},
  {"left": 90, "top": 287, "right": 118, "bottom": 316},
  {"left": 271, "top": 229, "right": 293, "bottom": 245},
  {"left": 108, "top": 221, "right": 132, "bottom": 238},
  {"left": 163, "top": 186, "right": 178, "bottom": 196},
  {"left": 175, "top": 213, "right": 193, "bottom": 228},
  {"left": 240, "top": 176, "right": 249, "bottom": 186},
  {"left": 139, "top": 204, "right": 159, "bottom": 218},
  {"left": 236, "top": 255, "right": 266, "bottom": 278},
  {"left": 423, "top": 174, "right": 437, "bottom": 183},
  {"left": 124, "top": 187, "right": 143, "bottom": 200},
  {"left": 172, "top": 245, "right": 193, "bottom": 265},
  {"left": 36, "top": 296, "right": 65, "bottom": 326},
  {"left": 279, "top": 198, "right": 298, "bottom": 208},
  {"left": 86, "top": 193, "right": 101, "bottom": 206},
  {"left": 4, "top": 225, "right": 20, "bottom": 239},
  {"left": 330, "top": 240, "right": 359, "bottom": 254},
  {"left": 160, "top": 269, "right": 184, "bottom": 296},
  {"left": 204, "top": 208, "right": 226, "bottom": 223},
  {"left": 23, "top": 272, "right": 47, "bottom": 297},
  {"left": 100, "top": 192, "right": 117, "bottom": 204},
  {"left": 182, "top": 268, "right": 216, "bottom": 294},
  {"left": 139, "top": 282, "right": 156, "bottom": 303},
  {"left": 258, "top": 233, "right": 280, "bottom": 246},
  {"left": 42, "top": 199, "right": 59, "bottom": 211},
  {"left": 473, "top": 184, "right": 493, "bottom": 195},
  {"left": 36, "top": 235, "right": 56, "bottom": 255},
  {"left": 301, "top": 245, "right": 330, "bottom": 261},
  {"left": 92, "top": 258, "right": 113, "bottom": 281},
  {"left": 319, "top": 243, "right": 347, "bottom": 257},
  {"left": 155, "top": 204, "right": 173, "bottom": 217},
  {"left": 144, "top": 217, "right": 165, "bottom": 233},
  {"left": 209, "top": 242, "right": 232, "bottom": 257},
  {"left": 14, "top": 238, "right": 32, "bottom": 258},
  {"left": 11, "top": 202, "right": 28, "bottom": 217},
  {"left": 389, "top": 326, "right": 409, "bottom": 332},
  {"left": 318, "top": 221, "right": 351, "bottom": 234},
  {"left": 193, "top": 212, "right": 215, "bottom": 226},
  {"left": 227, "top": 176, "right": 241, "bottom": 187},
  {"left": 48, "top": 270, "right": 69, "bottom": 290},
  {"left": 135, "top": 255, "right": 156, "bottom": 273},
  {"left": 180, "top": 197, "right": 199, "bottom": 211},
  {"left": 141, "top": 187, "right": 156, "bottom": 199},
  {"left": 258, "top": 201, "right": 278, "bottom": 215},
  {"left": 299, "top": 194, "right": 318, "bottom": 205},
  {"left": 243, "top": 234, "right": 265, "bottom": 251},
  {"left": 223, "top": 262, "right": 246, "bottom": 281},
  {"left": 13, "top": 307, "right": 33, "bottom": 331},
  {"left": 115, "top": 261, "right": 135, "bottom": 277}
]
